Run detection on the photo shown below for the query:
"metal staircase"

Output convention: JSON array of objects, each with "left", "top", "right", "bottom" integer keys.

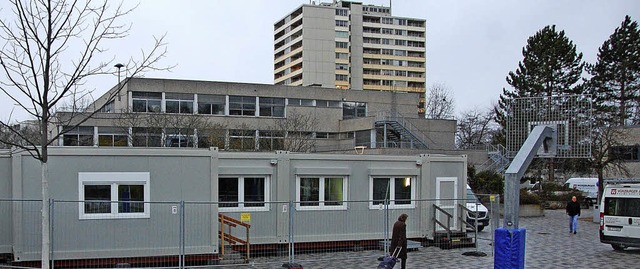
[
  {"left": 374, "top": 112, "right": 429, "bottom": 149},
  {"left": 480, "top": 144, "right": 510, "bottom": 173}
]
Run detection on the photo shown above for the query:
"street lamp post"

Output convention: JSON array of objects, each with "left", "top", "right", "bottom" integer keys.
[
  {"left": 115, "top": 63, "right": 124, "bottom": 100},
  {"left": 115, "top": 63, "right": 124, "bottom": 84}
]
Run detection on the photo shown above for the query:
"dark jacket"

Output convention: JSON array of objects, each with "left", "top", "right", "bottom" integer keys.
[
  {"left": 389, "top": 219, "right": 407, "bottom": 259},
  {"left": 566, "top": 200, "right": 581, "bottom": 216}
]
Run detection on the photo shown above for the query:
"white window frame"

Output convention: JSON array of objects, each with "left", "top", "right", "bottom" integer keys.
[
  {"left": 295, "top": 176, "right": 348, "bottom": 211},
  {"left": 218, "top": 175, "right": 270, "bottom": 212},
  {"left": 369, "top": 176, "right": 416, "bottom": 209},
  {"left": 78, "top": 172, "right": 151, "bottom": 220}
]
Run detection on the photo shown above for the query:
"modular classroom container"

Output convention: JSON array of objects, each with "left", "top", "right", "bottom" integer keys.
[{"left": 0, "top": 147, "right": 467, "bottom": 262}]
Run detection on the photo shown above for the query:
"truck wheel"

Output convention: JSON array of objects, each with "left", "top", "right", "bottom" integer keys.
[
  {"left": 477, "top": 226, "right": 485, "bottom": 232},
  {"left": 611, "top": 244, "right": 626, "bottom": 251}
]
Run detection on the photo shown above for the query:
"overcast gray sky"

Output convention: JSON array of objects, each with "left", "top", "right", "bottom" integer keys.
[{"left": 2, "top": 0, "right": 640, "bottom": 122}]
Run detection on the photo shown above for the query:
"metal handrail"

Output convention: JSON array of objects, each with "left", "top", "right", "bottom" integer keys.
[
  {"left": 476, "top": 143, "right": 510, "bottom": 173},
  {"left": 432, "top": 204, "right": 452, "bottom": 240},
  {"left": 218, "top": 213, "right": 251, "bottom": 262},
  {"left": 458, "top": 203, "right": 476, "bottom": 232},
  {"left": 375, "top": 111, "right": 430, "bottom": 148}
]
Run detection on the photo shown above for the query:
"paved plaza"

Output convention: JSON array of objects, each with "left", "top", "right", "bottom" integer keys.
[{"left": 241, "top": 208, "right": 639, "bottom": 269}]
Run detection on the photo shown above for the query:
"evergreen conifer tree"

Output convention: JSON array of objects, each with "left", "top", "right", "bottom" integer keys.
[
  {"left": 587, "top": 15, "right": 640, "bottom": 126},
  {"left": 494, "top": 25, "right": 585, "bottom": 182},
  {"left": 496, "top": 25, "right": 585, "bottom": 127}
]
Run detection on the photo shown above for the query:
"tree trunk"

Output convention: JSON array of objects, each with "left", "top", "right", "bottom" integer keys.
[
  {"left": 41, "top": 161, "right": 50, "bottom": 269},
  {"left": 596, "top": 168, "right": 604, "bottom": 205},
  {"left": 547, "top": 159, "right": 555, "bottom": 183}
]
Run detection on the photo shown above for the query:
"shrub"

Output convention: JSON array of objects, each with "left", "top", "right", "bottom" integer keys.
[
  {"left": 469, "top": 170, "right": 504, "bottom": 196},
  {"left": 519, "top": 189, "right": 541, "bottom": 204}
]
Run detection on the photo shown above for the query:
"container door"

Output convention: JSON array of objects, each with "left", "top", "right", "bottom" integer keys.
[{"left": 435, "top": 177, "right": 458, "bottom": 230}]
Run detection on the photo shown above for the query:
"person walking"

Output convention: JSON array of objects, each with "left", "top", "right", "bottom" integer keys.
[
  {"left": 566, "top": 196, "right": 581, "bottom": 234},
  {"left": 390, "top": 213, "right": 408, "bottom": 269}
]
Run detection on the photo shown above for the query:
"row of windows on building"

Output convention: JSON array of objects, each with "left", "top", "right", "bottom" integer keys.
[
  {"left": 362, "top": 16, "right": 424, "bottom": 27},
  {"left": 361, "top": 38, "right": 425, "bottom": 48},
  {"left": 125, "top": 92, "right": 365, "bottom": 118},
  {"left": 361, "top": 6, "right": 392, "bottom": 15},
  {"left": 363, "top": 58, "right": 424, "bottom": 68},
  {"left": 337, "top": 40, "right": 424, "bottom": 50},
  {"left": 79, "top": 172, "right": 413, "bottom": 219},
  {"left": 363, "top": 80, "right": 424, "bottom": 88},
  {"left": 336, "top": 6, "right": 397, "bottom": 17},
  {"left": 363, "top": 27, "right": 424, "bottom": 37},
  {"left": 610, "top": 145, "right": 640, "bottom": 162},
  {"left": 363, "top": 69, "right": 424, "bottom": 78},
  {"left": 363, "top": 48, "right": 424, "bottom": 58},
  {"left": 61, "top": 126, "right": 362, "bottom": 150}
]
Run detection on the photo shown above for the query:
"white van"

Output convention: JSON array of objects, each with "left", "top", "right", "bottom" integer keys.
[
  {"left": 466, "top": 185, "right": 489, "bottom": 232},
  {"left": 599, "top": 183, "right": 640, "bottom": 250},
  {"left": 565, "top": 177, "right": 598, "bottom": 205}
]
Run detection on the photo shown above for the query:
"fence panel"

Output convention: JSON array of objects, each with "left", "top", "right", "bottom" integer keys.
[
  {"left": 0, "top": 199, "right": 43, "bottom": 266},
  {"left": 466, "top": 194, "right": 500, "bottom": 257},
  {"left": 0, "top": 198, "right": 498, "bottom": 269},
  {"left": 51, "top": 200, "right": 182, "bottom": 269},
  {"left": 0, "top": 199, "right": 12, "bottom": 258},
  {"left": 215, "top": 201, "right": 290, "bottom": 268}
]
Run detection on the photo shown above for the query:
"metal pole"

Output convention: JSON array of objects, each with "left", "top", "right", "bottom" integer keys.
[
  {"left": 474, "top": 200, "right": 479, "bottom": 252},
  {"left": 383, "top": 124, "right": 388, "bottom": 148},
  {"left": 289, "top": 201, "right": 295, "bottom": 263},
  {"left": 384, "top": 198, "right": 389, "bottom": 253},
  {"left": 115, "top": 63, "right": 123, "bottom": 84},
  {"left": 504, "top": 173, "right": 520, "bottom": 228},
  {"left": 180, "top": 201, "right": 185, "bottom": 269},
  {"left": 492, "top": 194, "right": 499, "bottom": 256},
  {"left": 50, "top": 199, "right": 54, "bottom": 269},
  {"left": 503, "top": 126, "right": 552, "bottom": 229},
  {"left": 384, "top": 181, "right": 391, "bottom": 253},
  {"left": 115, "top": 63, "right": 123, "bottom": 101}
]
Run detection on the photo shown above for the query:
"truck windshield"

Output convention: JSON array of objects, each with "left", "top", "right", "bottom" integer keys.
[{"left": 604, "top": 197, "right": 640, "bottom": 217}]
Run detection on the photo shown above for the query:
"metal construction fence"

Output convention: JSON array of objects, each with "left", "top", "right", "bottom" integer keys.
[{"left": 0, "top": 197, "right": 500, "bottom": 269}]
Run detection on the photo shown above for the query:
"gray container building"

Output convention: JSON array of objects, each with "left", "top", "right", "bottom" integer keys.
[{"left": 0, "top": 147, "right": 467, "bottom": 262}]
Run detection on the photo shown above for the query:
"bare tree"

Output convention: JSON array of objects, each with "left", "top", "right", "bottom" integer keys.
[
  {"left": 425, "top": 83, "right": 455, "bottom": 119},
  {"left": 228, "top": 123, "right": 255, "bottom": 151},
  {"left": 0, "top": 1, "right": 168, "bottom": 267},
  {"left": 272, "top": 110, "right": 318, "bottom": 152},
  {"left": 0, "top": 120, "right": 40, "bottom": 148},
  {"left": 456, "top": 107, "right": 498, "bottom": 149},
  {"left": 590, "top": 125, "right": 631, "bottom": 202},
  {"left": 197, "top": 123, "right": 228, "bottom": 149},
  {"left": 112, "top": 111, "right": 228, "bottom": 148}
]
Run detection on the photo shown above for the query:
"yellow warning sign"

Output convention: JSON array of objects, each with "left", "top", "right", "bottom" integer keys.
[
  {"left": 490, "top": 195, "right": 496, "bottom": 202},
  {"left": 241, "top": 212, "right": 251, "bottom": 222}
]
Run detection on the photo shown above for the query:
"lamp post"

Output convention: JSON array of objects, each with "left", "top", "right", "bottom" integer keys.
[
  {"left": 114, "top": 63, "right": 124, "bottom": 84},
  {"left": 114, "top": 63, "right": 124, "bottom": 101}
]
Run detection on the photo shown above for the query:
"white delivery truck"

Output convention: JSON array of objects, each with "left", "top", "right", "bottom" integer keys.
[
  {"left": 466, "top": 185, "right": 489, "bottom": 232},
  {"left": 599, "top": 183, "right": 640, "bottom": 250},
  {"left": 565, "top": 177, "right": 598, "bottom": 205}
]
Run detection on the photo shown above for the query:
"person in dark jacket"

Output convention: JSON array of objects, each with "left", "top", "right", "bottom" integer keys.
[
  {"left": 566, "top": 196, "right": 581, "bottom": 234},
  {"left": 390, "top": 213, "right": 408, "bottom": 269}
]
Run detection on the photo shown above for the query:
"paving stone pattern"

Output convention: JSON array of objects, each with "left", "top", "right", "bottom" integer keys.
[{"left": 238, "top": 209, "right": 639, "bottom": 269}]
